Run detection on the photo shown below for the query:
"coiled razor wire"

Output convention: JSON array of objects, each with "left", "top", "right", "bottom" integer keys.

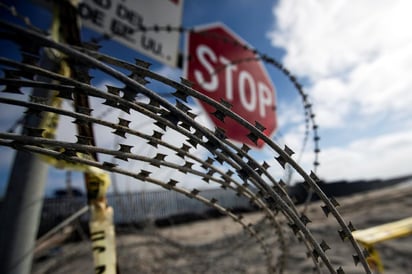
[
  {"left": 0, "top": 1, "right": 320, "bottom": 190},
  {"left": 0, "top": 12, "right": 371, "bottom": 274},
  {"left": 88, "top": 25, "right": 321, "bottom": 178}
]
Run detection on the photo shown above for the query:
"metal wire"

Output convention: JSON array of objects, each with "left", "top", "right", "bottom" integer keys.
[{"left": 0, "top": 9, "right": 372, "bottom": 274}]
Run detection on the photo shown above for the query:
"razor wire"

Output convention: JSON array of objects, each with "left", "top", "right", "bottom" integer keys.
[
  {"left": 1, "top": 1, "right": 319, "bottom": 189},
  {"left": 88, "top": 25, "right": 321, "bottom": 176},
  {"left": 81, "top": 27, "right": 321, "bottom": 216},
  {"left": 0, "top": 8, "right": 372, "bottom": 274}
]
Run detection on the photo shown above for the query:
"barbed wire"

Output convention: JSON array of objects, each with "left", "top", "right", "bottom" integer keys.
[
  {"left": 54, "top": 0, "right": 319, "bottom": 180},
  {"left": 26, "top": 2, "right": 318, "bottom": 217},
  {"left": 0, "top": 2, "right": 319, "bottom": 184},
  {"left": 0, "top": 6, "right": 372, "bottom": 274},
  {"left": 87, "top": 25, "right": 321, "bottom": 175}
]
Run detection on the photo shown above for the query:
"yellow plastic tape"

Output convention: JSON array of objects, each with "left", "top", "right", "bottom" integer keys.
[
  {"left": 353, "top": 217, "right": 412, "bottom": 274},
  {"left": 38, "top": 92, "right": 62, "bottom": 140},
  {"left": 362, "top": 244, "right": 384, "bottom": 274},
  {"left": 37, "top": 4, "right": 117, "bottom": 273},
  {"left": 85, "top": 167, "right": 111, "bottom": 201},
  {"left": 38, "top": 151, "right": 93, "bottom": 171},
  {"left": 90, "top": 204, "right": 117, "bottom": 274},
  {"left": 35, "top": 89, "right": 96, "bottom": 171},
  {"left": 353, "top": 217, "right": 412, "bottom": 245}
]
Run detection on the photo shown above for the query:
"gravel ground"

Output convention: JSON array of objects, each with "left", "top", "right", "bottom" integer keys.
[{"left": 32, "top": 182, "right": 412, "bottom": 274}]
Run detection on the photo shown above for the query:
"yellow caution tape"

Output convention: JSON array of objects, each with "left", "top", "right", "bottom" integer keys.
[
  {"left": 38, "top": 93, "right": 62, "bottom": 140},
  {"left": 361, "top": 244, "right": 384, "bottom": 274},
  {"left": 353, "top": 217, "right": 412, "bottom": 274},
  {"left": 90, "top": 204, "right": 117, "bottom": 274},
  {"left": 353, "top": 217, "right": 412, "bottom": 245},
  {"left": 36, "top": 90, "right": 96, "bottom": 172},
  {"left": 85, "top": 167, "right": 111, "bottom": 201},
  {"left": 36, "top": 3, "right": 118, "bottom": 273},
  {"left": 38, "top": 151, "right": 93, "bottom": 171}
]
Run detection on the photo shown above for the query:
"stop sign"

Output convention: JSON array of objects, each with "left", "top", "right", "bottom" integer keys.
[{"left": 184, "top": 23, "right": 277, "bottom": 148}]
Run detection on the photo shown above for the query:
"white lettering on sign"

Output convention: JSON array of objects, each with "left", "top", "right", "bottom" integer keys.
[
  {"left": 258, "top": 82, "right": 272, "bottom": 117},
  {"left": 194, "top": 44, "right": 273, "bottom": 118},
  {"left": 194, "top": 45, "right": 218, "bottom": 91},
  {"left": 219, "top": 56, "right": 237, "bottom": 101},
  {"left": 239, "top": 71, "right": 256, "bottom": 113}
]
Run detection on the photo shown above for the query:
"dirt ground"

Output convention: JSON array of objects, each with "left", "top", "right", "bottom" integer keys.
[{"left": 32, "top": 181, "right": 412, "bottom": 274}]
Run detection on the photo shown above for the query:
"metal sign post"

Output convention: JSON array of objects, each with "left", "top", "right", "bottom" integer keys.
[
  {"left": 1, "top": 2, "right": 116, "bottom": 273},
  {"left": 0, "top": 56, "right": 58, "bottom": 274}
]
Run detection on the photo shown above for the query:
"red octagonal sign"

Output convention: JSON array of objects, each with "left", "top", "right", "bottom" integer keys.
[{"left": 184, "top": 23, "right": 277, "bottom": 148}]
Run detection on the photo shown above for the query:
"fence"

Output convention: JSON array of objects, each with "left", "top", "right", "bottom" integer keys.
[{"left": 38, "top": 188, "right": 255, "bottom": 234}]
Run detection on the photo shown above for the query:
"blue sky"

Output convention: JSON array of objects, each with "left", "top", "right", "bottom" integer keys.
[{"left": 1, "top": 0, "right": 412, "bottom": 197}]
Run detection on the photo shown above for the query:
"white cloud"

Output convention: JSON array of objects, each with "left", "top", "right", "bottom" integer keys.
[
  {"left": 0, "top": 90, "right": 31, "bottom": 131},
  {"left": 71, "top": 90, "right": 216, "bottom": 193},
  {"left": 277, "top": 99, "right": 305, "bottom": 129},
  {"left": 270, "top": 0, "right": 412, "bottom": 79},
  {"left": 0, "top": 76, "right": 217, "bottom": 195},
  {"left": 308, "top": 129, "right": 412, "bottom": 181},
  {"left": 272, "top": 129, "right": 412, "bottom": 182},
  {"left": 269, "top": 0, "right": 412, "bottom": 129},
  {"left": 47, "top": 100, "right": 219, "bottom": 194},
  {"left": 153, "top": 65, "right": 182, "bottom": 81},
  {"left": 267, "top": 0, "right": 412, "bottom": 181}
]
